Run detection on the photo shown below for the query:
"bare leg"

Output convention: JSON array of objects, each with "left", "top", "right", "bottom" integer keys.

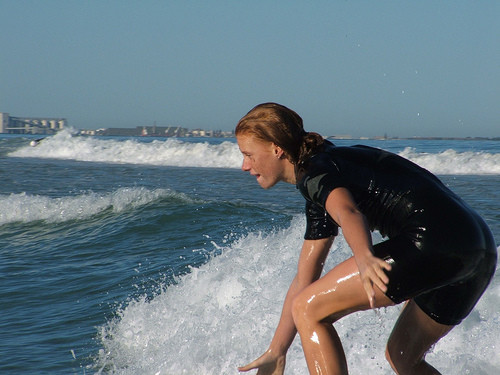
[
  {"left": 386, "top": 300, "right": 454, "bottom": 374},
  {"left": 292, "top": 256, "right": 394, "bottom": 375}
]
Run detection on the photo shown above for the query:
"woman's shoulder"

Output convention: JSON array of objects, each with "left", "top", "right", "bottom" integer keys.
[
  {"left": 304, "top": 142, "right": 370, "bottom": 172},
  {"left": 296, "top": 144, "right": 346, "bottom": 205},
  {"left": 297, "top": 144, "right": 395, "bottom": 203}
]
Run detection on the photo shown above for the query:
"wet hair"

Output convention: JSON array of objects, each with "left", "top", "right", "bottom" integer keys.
[{"left": 235, "top": 102, "right": 325, "bottom": 168}]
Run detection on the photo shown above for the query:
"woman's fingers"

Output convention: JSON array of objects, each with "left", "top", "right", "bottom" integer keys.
[
  {"left": 361, "top": 258, "right": 392, "bottom": 307},
  {"left": 238, "top": 351, "right": 286, "bottom": 374},
  {"left": 238, "top": 359, "right": 259, "bottom": 372},
  {"left": 362, "top": 277, "right": 376, "bottom": 308}
]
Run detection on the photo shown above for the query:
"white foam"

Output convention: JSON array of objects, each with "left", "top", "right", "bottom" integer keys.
[
  {"left": 0, "top": 187, "right": 188, "bottom": 225},
  {"left": 94, "top": 218, "right": 500, "bottom": 374},
  {"left": 8, "top": 129, "right": 243, "bottom": 169},
  {"left": 8, "top": 130, "right": 500, "bottom": 174},
  {"left": 399, "top": 147, "right": 500, "bottom": 175}
]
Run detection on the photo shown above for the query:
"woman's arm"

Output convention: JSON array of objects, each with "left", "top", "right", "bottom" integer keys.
[
  {"left": 325, "top": 187, "right": 391, "bottom": 308},
  {"left": 268, "top": 237, "right": 334, "bottom": 353},
  {"left": 239, "top": 237, "right": 334, "bottom": 374}
]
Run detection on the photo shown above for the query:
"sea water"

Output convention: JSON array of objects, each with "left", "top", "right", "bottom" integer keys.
[{"left": 0, "top": 131, "right": 498, "bottom": 374}]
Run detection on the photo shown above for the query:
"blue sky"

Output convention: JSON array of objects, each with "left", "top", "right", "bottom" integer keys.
[{"left": 1, "top": 0, "right": 499, "bottom": 137}]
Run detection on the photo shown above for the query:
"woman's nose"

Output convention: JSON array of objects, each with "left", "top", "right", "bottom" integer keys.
[{"left": 241, "top": 158, "right": 251, "bottom": 171}]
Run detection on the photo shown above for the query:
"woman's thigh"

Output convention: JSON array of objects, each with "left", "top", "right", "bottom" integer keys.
[{"left": 294, "top": 256, "right": 394, "bottom": 323}]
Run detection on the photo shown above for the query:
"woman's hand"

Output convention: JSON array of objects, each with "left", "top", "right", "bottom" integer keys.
[
  {"left": 355, "top": 252, "right": 391, "bottom": 308},
  {"left": 238, "top": 350, "right": 286, "bottom": 375},
  {"left": 238, "top": 239, "right": 332, "bottom": 375}
]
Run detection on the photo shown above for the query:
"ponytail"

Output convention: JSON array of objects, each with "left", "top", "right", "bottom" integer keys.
[{"left": 297, "top": 131, "right": 325, "bottom": 167}]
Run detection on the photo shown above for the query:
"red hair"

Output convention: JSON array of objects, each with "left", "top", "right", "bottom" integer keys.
[{"left": 235, "top": 102, "right": 324, "bottom": 166}]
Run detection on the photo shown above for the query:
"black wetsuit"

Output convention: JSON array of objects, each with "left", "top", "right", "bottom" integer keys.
[{"left": 297, "top": 142, "right": 497, "bottom": 325}]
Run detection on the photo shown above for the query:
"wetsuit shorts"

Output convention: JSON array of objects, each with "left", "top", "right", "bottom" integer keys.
[{"left": 371, "top": 195, "right": 497, "bottom": 326}]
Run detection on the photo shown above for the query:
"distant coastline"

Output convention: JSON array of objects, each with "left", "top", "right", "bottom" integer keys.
[
  {"left": 1, "top": 113, "right": 497, "bottom": 141},
  {"left": 77, "top": 127, "right": 500, "bottom": 141}
]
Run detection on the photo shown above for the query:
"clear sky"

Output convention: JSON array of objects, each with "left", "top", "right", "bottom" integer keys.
[{"left": 1, "top": 0, "right": 499, "bottom": 137}]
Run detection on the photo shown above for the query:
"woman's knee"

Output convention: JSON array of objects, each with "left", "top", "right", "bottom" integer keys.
[
  {"left": 385, "top": 339, "right": 422, "bottom": 374},
  {"left": 384, "top": 300, "right": 453, "bottom": 374},
  {"left": 385, "top": 340, "right": 406, "bottom": 374},
  {"left": 291, "top": 292, "right": 312, "bottom": 329},
  {"left": 291, "top": 290, "right": 341, "bottom": 331},
  {"left": 385, "top": 344, "right": 440, "bottom": 375},
  {"left": 292, "top": 293, "right": 317, "bottom": 330}
]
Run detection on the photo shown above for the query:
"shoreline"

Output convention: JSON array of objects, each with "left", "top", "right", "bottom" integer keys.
[{"left": 1, "top": 132, "right": 499, "bottom": 142}]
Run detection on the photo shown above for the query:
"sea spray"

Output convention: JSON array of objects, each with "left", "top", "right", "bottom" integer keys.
[
  {"left": 8, "top": 130, "right": 500, "bottom": 174},
  {"left": 1, "top": 135, "right": 498, "bottom": 374},
  {"left": 94, "top": 217, "right": 500, "bottom": 374},
  {"left": 94, "top": 220, "right": 307, "bottom": 374},
  {"left": 8, "top": 129, "right": 243, "bottom": 169},
  {"left": 0, "top": 187, "right": 194, "bottom": 225},
  {"left": 398, "top": 147, "right": 500, "bottom": 175}
]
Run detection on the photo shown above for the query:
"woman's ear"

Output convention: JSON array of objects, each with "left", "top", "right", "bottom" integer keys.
[{"left": 273, "top": 144, "right": 284, "bottom": 159}]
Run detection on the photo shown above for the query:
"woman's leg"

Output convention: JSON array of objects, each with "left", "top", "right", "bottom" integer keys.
[
  {"left": 386, "top": 300, "right": 454, "bottom": 375},
  {"left": 292, "top": 256, "right": 394, "bottom": 375}
]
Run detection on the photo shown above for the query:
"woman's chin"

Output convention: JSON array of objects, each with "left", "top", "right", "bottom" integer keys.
[{"left": 257, "top": 177, "right": 278, "bottom": 189}]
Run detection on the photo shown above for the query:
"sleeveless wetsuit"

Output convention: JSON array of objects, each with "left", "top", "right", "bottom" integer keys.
[{"left": 297, "top": 141, "right": 497, "bottom": 325}]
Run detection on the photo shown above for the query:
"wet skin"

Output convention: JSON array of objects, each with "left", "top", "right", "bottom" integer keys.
[{"left": 236, "top": 134, "right": 454, "bottom": 375}]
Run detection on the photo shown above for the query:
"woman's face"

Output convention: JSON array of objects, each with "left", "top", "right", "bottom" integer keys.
[{"left": 236, "top": 134, "right": 290, "bottom": 189}]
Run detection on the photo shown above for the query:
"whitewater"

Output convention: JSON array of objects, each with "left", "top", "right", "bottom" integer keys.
[
  {"left": 0, "top": 132, "right": 498, "bottom": 374},
  {"left": 94, "top": 220, "right": 500, "bottom": 375},
  {"left": 7, "top": 129, "right": 500, "bottom": 174}
]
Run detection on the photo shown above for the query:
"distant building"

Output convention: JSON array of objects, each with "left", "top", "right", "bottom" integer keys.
[
  {"left": 94, "top": 126, "right": 190, "bottom": 137},
  {"left": 78, "top": 126, "right": 235, "bottom": 138},
  {"left": 0, "top": 112, "right": 67, "bottom": 134},
  {"left": 0, "top": 113, "right": 8, "bottom": 133}
]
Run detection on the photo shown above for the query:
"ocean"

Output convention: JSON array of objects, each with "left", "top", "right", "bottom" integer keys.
[{"left": 1, "top": 130, "right": 499, "bottom": 374}]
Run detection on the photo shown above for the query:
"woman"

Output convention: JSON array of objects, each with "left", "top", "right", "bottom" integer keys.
[{"left": 235, "top": 103, "right": 496, "bottom": 375}]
